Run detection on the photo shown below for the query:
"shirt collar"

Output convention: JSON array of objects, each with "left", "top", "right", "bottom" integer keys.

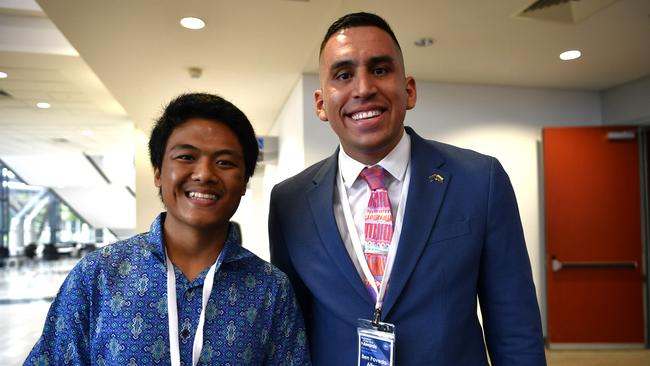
[
  {"left": 146, "top": 212, "right": 251, "bottom": 264},
  {"left": 338, "top": 129, "right": 411, "bottom": 189}
]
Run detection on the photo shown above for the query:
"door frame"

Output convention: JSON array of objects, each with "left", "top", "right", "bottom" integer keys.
[{"left": 639, "top": 125, "right": 650, "bottom": 348}]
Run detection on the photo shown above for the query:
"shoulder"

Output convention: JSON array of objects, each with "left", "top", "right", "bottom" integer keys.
[
  {"left": 432, "top": 140, "right": 494, "bottom": 167},
  {"left": 408, "top": 128, "right": 497, "bottom": 174},
  {"left": 83, "top": 232, "right": 150, "bottom": 261},
  {"left": 426, "top": 138, "right": 487, "bottom": 159}
]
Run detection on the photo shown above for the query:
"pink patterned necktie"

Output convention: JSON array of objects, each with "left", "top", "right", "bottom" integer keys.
[{"left": 359, "top": 166, "right": 393, "bottom": 302}]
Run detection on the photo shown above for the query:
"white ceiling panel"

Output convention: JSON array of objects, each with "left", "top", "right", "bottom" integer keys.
[
  {"left": 54, "top": 185, "right": 135, "bottom": 230},
  {"left": 2, "top": 153, "right": 110, "bottom": 187},
  {"left": 0, "top": 12, "right": 78, "bottom": 56}
]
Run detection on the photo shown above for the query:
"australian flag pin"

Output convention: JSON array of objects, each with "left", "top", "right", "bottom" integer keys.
[{"left": 428, "top": 173, "right": 444, "bottom": 183}]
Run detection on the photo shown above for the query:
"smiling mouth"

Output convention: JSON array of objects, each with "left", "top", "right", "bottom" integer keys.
[
  {"left": 349, "top": 110, "right": 383, "bottom": 121},
  {"left": 187, "top": 191, "right": 218, "bottom": 201}
]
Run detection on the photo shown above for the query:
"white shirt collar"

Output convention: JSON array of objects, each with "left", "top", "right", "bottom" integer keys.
[{"left": 338, "top": 129, "right": 411, "bottom": 189}]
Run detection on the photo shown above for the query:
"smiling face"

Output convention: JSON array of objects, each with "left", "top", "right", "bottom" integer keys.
[
  {"left": 315, "top": 26, "right": 417, "bottom": 165},
  {"left": 154, "top": 118, "right": 247, "bottom": 235}
]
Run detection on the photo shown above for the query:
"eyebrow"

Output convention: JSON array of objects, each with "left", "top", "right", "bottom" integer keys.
[
  {"left": 169, "top": 144, "right": 242, "bottom": 158},
  {"left": 170, "top": 144, "right": 199, "bottom": 152},
  {"left": 329, "top": 59, "right": 354, "bottom": 73},
  {"left": 329, "top": 55, "right": 396, "bottom": 74},
  {"left": 367, "top": 55, "right": 395, "bottom": 66}
]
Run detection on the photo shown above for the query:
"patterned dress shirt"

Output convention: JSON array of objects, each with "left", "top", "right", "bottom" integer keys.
[{"left": 25, "top": 213, "right": 309, "bottom": 366}]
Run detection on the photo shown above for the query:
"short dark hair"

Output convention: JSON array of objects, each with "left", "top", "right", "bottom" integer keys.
[
  {"left": 149, "top": 93, "right": 258, "bottom": 181},
  {"left": 319, "top": 12, "right": 401, "bottom": 56}
]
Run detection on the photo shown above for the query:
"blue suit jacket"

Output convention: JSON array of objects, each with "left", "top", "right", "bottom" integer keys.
[{"left": 269, "top": 127, "right": 545, "bottom": 365}]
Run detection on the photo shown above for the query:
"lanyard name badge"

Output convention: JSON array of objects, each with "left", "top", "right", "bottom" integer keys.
[
  {"left": 358, "top": 318, "right": 395, "bottom": 366},
  {"left": 166, "top": 249, "right": 223, "bottom": 366},
  {"left": 338, "top": 163, "right": 410, "bottom": 366}
]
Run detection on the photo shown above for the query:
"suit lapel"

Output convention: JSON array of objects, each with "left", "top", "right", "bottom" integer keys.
[
  {"left": 307, "top": 152, "right": 375, "bottom": 306},
  {"left": 382, "top": 128, "right": 451, "bottom": 317}
]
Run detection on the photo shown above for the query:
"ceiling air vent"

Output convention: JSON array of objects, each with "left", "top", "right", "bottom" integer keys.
[
  {"left": 0, "top": 90, "right": 13, "bottom": 99},
  {"left": 524, "top": 0, "right": 577, "bottom": 13},
  {"left": 518, "top": 0, "right": 620, "bottom": 24}
]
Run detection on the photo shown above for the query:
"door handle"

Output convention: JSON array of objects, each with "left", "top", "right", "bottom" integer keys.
[{"left": 552, "top": 257, "right": 638, "bottom": 272}]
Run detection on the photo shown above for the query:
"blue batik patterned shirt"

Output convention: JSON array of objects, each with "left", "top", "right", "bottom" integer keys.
[{"left": 25, "top": 213, "right": 310, "bottom": 366}]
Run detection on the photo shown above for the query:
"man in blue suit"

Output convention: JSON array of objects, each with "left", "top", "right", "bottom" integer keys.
[{"left": 269, "top": 12, "right": 545, "bottom": 365}]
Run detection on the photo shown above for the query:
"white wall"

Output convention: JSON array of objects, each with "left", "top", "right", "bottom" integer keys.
[
  {"left": 272, "top": 74, "right": 603, "bottom": 335},
  {"left": 133, "top": 73, "right": 606, "bottom": 336},
  {"left": 133, "top": 78, "right": 306, "bottom": 259},
  {"left": 302, "top": 74, "right": 340, "bottom": 167},
  {"left": 231, "top": 175, "right": 266, "bottom": 257},
  {"left": 127, "top": 69, "right": 650, "bottom": 341},
  {"left": 233, "top": 77, "right": 307, "bottom": 260},
  {"left": 601, "top": 75, "right": 650, "bottom": 125},
  {"left": 135, "top": 127, "right": 164, "bottom": 233},
  {"left": 273, "top": 77, "right": 306, "bottom": 180}
]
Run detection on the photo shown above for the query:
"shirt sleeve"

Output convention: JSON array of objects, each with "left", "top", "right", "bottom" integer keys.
[
  {"left": 24, "top": 261, "right": 92, "bottom": 366},
  {"left": 264, "top": 273, "right": 311, "bottom": 366}
]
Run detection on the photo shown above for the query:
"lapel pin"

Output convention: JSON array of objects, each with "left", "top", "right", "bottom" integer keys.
[{"left": 428, "top": 173, "right": 444, "bottom": 183}]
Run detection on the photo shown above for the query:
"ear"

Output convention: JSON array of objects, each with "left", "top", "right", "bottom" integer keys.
[
  {"left": 154, "top": 167, "right": 161, "bottom": 188},
  {"left": 405, "top": 76, "right": 417, "bottom": 110},
  {"left": 314, "top": 89, "right": 328, "bottom": 121}
]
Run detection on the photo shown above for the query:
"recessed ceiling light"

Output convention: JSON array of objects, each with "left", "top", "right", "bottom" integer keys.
[
  {"left": 81, "top": 130, "right": 94, "bottom": 137},
  {"left": 180, "top": 17, "right": 205, "bottom": 30},
  {"left": 36, "top": 102, "right": 51, "bottom": 109},
  {"left": 559, "top": 50, "right": 581, "bottom": 61},
  {"left": 414, "top": 38, "right": 434, "bottom": 47},
  {"left": 0, "top": 71, "right": 7, "bottom": 78}
]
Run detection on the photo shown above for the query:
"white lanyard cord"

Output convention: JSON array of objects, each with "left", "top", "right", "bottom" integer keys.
[
  {"left": 166, "top": 251, "right": 221, "bottom": 366},
  {"left": 337, "top": 163, "right": 410, "bottom": 313}
]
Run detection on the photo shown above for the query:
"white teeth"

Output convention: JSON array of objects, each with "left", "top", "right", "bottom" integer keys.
[
  {"left": 189, "top": 192, "right": 217, "bottom": 200},
  {"left": 351, "top": 110, "right": 381, "bottom": 121}
]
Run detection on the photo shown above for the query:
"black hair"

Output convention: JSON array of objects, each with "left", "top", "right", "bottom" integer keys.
[
  {"left": 319, "top": 12, "right": 401, "bottom": 56},
  {"left": 149, "top": 93, "right": 258, "bottom": 181}
]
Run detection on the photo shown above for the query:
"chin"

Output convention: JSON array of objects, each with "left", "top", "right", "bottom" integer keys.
[{"left": 178, "top": 214, "right": 226, "bottom": 229}]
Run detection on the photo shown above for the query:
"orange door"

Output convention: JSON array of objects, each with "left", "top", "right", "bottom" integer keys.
[{"left": 544, "top": 126, "right": 645, "bottom": 345}]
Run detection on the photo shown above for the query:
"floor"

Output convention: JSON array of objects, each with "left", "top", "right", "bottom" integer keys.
[
  {"left": 1, "top": 258, "right": 649, "bottom": 366},
  {"left": 0, "top": 258, "right": 74, "bottom": 365},
  {"left": 545, "top": 349, "right": 650, "bottom": 366}
]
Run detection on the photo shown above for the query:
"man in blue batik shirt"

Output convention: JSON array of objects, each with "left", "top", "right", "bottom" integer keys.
[{"left": 25, "top": 93, "right": 310, "bottom": 365}]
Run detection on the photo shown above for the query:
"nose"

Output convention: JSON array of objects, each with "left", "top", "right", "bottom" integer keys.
[
  {"left": 353, "top": 71, "right": 377, "bottom": 99},
  {"left": 191, "top": 158, "right": 217, "bottom": 183}
]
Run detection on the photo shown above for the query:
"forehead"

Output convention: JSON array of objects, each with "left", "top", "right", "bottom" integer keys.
[
  {"left": 166, "top": 118, "right": 242, "bottom": 151},
  {"left": 320, "top": 26, "right": 401, "bottom": 65}
]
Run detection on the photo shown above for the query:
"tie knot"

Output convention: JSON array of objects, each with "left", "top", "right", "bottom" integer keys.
[{"left": 360, "top": 166, "right": 386, "bottom": 190}]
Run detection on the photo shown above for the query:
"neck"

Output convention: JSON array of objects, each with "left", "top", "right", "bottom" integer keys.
[
  {"left": 347, "top": 147, "right": 391, "bottom": 166},
  {"left": 344, "top": 129, "right": 404, "bottom": 166},
  {"left": 163, "top": 221, "right": 229, "bottom": 281}
]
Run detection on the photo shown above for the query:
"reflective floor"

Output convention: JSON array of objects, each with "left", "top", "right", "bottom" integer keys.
[
  {"left": 0, "top": 258, "right": 76, "bottom": 366},
  {"left": 1, "top": 258, "right": 649, "bottom": 366}
]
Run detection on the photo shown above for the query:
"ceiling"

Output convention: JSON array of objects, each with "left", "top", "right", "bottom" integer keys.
[
  {"left": 3, "top": 0, "right": 646, "bottom": 136},
  {"left": 0, "top": 0, "right": 648, "bottom": 162},
  {"left": 0, "top": 5, "right": 130, "bottom": 156},
  {"left": 0, "top": 0, "right": 647, "bottom": 150}
]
